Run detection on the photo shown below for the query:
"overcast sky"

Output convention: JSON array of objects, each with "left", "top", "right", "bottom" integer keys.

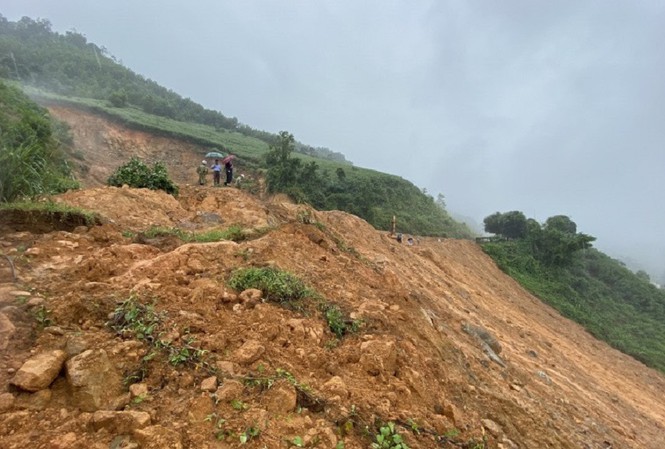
[{"left": 4, "top": 1, "right": 665, "bottom": 280}]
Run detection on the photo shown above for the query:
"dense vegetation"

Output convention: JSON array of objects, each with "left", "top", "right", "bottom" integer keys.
[
  {"left": 481, "top": 211, "right": 665, "bottom": 373},
  {"left": 107, "top": 157, "right": 179, "bottom": 196},
  {"left": 264, "top": 131, "right": 472, "bottom": 237},
  {"left": 0, "top": 15, "right": 473, "bottom": 238},
  {"left": 0, "top": 80, "right": 78, "bottom": 202}
]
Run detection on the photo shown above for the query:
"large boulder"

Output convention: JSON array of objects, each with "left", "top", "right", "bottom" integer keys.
[
  {"left": 10, "top": 350, "right": 67, "bottom": 392},
  {"left": 65, "top": 349, "right": 122, "bottom": 411}
]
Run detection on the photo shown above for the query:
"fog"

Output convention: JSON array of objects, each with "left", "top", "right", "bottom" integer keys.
[{"left": 5, "top": 1, "right": 665, "bottom": 282}]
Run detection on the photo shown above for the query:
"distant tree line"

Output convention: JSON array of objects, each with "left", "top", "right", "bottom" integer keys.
[
  {"left": 265, "top": 131, "right": 473, "bottom": 237},
  {"left": 483, "top": 211, "right": 595, "bottom": 267}
]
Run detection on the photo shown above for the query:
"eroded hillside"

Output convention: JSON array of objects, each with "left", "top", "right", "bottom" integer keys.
[{"left": 0, "top": 107, "right": 664, "bottom": 449}]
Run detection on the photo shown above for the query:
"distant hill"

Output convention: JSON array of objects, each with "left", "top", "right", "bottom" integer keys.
[{"left": 0, "top": 14, "right": 473, "bottom": 238}]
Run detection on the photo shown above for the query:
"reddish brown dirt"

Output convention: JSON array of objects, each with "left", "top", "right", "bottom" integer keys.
[{"left": 0, "top": 106, "right": 664, "bottom": 448}]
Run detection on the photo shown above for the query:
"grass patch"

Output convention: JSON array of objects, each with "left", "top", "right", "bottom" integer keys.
[
  {"left": 142, "top": 224, "right": 249, "bottom": 243},
  {"left": 0, "top": 200, "right": 100, "bottom": 225},
  {"left": 227, "top": 267, "right": 312, "bottom": 305},
  {"left": 227, "top": 267, "right": 362, "bottom": 338}
]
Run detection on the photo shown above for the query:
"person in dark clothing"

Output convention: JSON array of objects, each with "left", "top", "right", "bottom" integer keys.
[{"left": 224, "top": 159, "right": 233, "bottom": 186}]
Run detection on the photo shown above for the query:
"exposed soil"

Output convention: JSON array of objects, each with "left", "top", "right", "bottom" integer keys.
[{"left": 0, "top": 105, "right": 664, "bottom": 449}]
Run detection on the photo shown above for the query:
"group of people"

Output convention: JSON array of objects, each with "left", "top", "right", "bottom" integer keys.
[
  {"left": 395, "top": 233, "right": 417, "bottom": 245},
  {"left": 197, "top": 157, "right": 233, "bottom": 187}
]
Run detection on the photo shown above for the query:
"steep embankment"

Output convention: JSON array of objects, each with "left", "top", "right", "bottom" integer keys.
[{"left": 0, "top": 107, "right": 663, "bottom": 449}]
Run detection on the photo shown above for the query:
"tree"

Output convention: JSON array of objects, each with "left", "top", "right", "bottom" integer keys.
[
  {"left": 483, "top": 212, "right": 503, "bottom": 235},
  {"left": 483, "top": 210, "right": 527, "bottom": 239},
  {"left": 265, "top": 131, "right": 300, "bottom": 193},
  {"left": 545, "top": 215, "right": 577, "bottom": 234}
]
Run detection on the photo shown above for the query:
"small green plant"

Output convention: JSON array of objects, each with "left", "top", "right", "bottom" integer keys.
[
  {"left": 323, "top": 304, "right": 361, "bottom": 338},
  {"left": 132, "top": 393, "right": 149, "bottom": 405},
  {"left": 164, "top": 336, "right": 208, "bottom": 367},
  {"left": 371, "top": 422, "right": 410, "bottom": 449},
  {"left": 406, "top": 419, "right": 420, "bottom": 435},
  {"left": 231, "top": 399, "right": 248, "bottom": 411},
  {"left": 33, "top": 305, "right": 52, "bottom": 328},
  {"left": 290, "top": 436, "right": 304, "bottom": 447},
  {"left": 239, "top": 426, "right": 260, "bottom": 444},
  {"left": 108, "top": 295, "right": 163, "bottom": 342}
]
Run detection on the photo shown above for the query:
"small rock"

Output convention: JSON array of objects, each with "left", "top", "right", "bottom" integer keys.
[
  {"left": 48, "top": 432, "right": 79, "bottom": 449},
  {"left": 215, "top": 360, "right": 237, "bottom": 376},
  {"left": 214, "top": 380, "right": 244, "bottom": 403},
  {"left": 26, "top": 297, "right": 45, "bottom": 307},
  {"left": 233, "top": 340, "right": 265, "bottom": 365},
  {"left": 129, "top": 383, "right": 149, "bottom": 398},
  {"left": 11, "top": 350, "right": 68, "bottom": 392},
  {"left": 0, "top": 392, "right": 15, "bottom": 412},
  {"left": 133, "top": 425, "right": 183, "bottom": 449},
  {"left": 481, "top": 418, "right": 503, "bottom": 437},
  {"left": 10, "top": 290, "right": 32, "bottom": 297},
  {"left": 200, "top": 376, "right": 218, "bottom": 392},
  {"left": 92, "top": 410, "right": 151, "bottom": 433}
]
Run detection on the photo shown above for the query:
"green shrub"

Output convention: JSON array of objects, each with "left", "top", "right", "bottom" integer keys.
[
  {"left": 227, "top": 267, "right": 311, "bottom": 304},
  {"left": 107, "top": 157, "right": 178, "bottom": 196}
]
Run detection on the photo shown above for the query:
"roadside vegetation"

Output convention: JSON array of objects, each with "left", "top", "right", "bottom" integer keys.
[{"left": 481, "top": 211, "right": 665, "bottom": 373}]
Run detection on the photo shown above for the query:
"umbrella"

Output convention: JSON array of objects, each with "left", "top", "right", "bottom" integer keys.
[
  {"left": 221, "top": 154, "right": 236, "bottom": 164},
  {"left": 205, "top": 151, "right": 224, "bottom": 159}
]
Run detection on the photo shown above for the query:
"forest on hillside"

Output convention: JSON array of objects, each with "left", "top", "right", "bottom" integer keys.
[{"left": 480, "top": 211, "right": 665, "bottom": 373}]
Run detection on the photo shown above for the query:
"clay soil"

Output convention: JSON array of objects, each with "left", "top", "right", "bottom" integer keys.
[{"left": 0, "top": 106, "right": 664, "bottom": 449}]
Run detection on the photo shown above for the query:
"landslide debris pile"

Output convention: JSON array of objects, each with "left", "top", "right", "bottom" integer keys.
[{"left": 1, "top": 185, "right": 664, "bottom": 449}]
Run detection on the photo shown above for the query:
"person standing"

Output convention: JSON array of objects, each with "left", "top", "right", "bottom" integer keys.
[
  {"left": 224, "top": 157, "right": 234, "bottom": 186},
  {"left": 212, "top": 159, "right": 222, "bottom": 186},
  {"left": 196, "top": 160, "right": 208, "bottom": 185}
]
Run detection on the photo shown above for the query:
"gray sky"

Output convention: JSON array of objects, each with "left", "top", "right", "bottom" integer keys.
[{"left": 4, "top": 1, "right": 665, "bottom": 280}]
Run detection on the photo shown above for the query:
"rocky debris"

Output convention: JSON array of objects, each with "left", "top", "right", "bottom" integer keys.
[
  {"left": 462, "top": 322, "right": 506, "bottom": 367},
  {"left": 10, "top": 350, "right": 67, "bottom": 392},
  {"left": 133, "top": 424, "right": 183, "bottom": 449},
  {"left": 65, "top": 349, "right": 123, "bottom": 411},
  {"left": 1, "top": 164, "right": 664, "bottom": 449},
  {"left": 91, "top": 410, "right": 151, "bottom": 433}
]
